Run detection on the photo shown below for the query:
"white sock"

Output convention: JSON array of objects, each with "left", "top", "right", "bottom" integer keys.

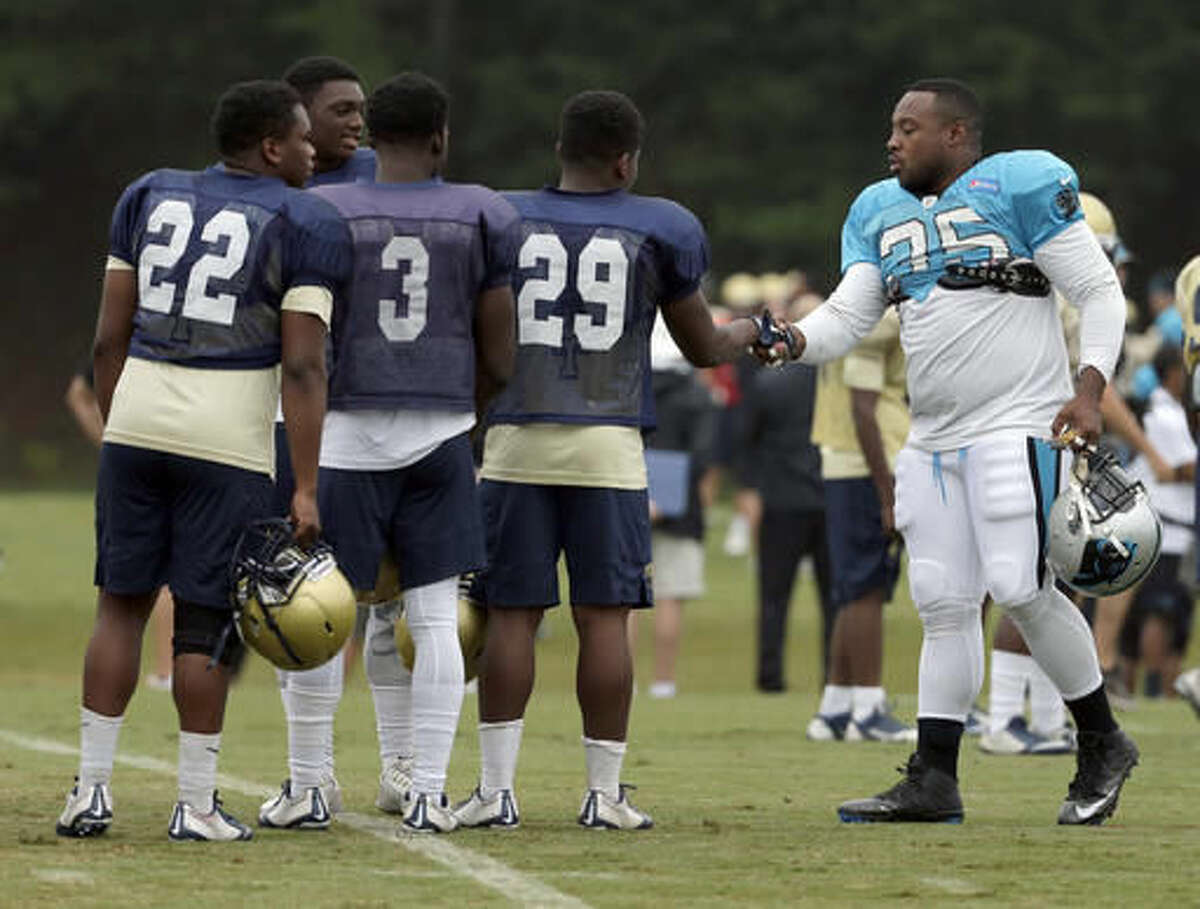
[
  {"left": 988, "top": 650, "right": 1033, "bottom": 733},
  {"left": 365, "top": 601, "right": 413, "bottom": 767},
  {"left": 1028, "top": 661, "right": 1067, "bottom": 734},
  {"left": 79, "top": 707, "right": 124, "bottom": 790},
  {"left": 851, "top": 686, "right": 885, "bottom": 722},
  {"left": 648, "top": 680, "right": 677, "bottom": 699},
  {"left": 286, "top": 652, "right": 344, "bottom": 790},
  {"left": 583, "top": 737, "right": 626, "bottom": 802},
  {"left": 404, "top": 577, "right": 464, "bottom": 796},
  {"left": 479, "top": 719, "right": 524, "bottom": 798},
  {"left": 178, "top": 731, "right": 221, "bottom": 811},
  {"left": 818, "top": 684, "right": 852, "bottom": 717}
]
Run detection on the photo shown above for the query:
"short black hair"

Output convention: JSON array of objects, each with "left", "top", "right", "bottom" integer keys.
[
  {"left": 367, "top": 72, "right": 449, "bottom": 145},
  {"left": 283, "top": 56, "right": 362, "bottom": 104},
  {"left": 1153, "top": 341, "right": 1184, "bottom": 381},
  {"left": 212, "top": 80, "right": 303, "bottom": 158},
  {"left": 905, "top": 77, "right": 984, "bottom": 143},
  {"left": 558, "top": 90, "right": 644, "bottom": 166}
]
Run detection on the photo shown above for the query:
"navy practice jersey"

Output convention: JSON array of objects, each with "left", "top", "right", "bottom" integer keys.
[
  {"left": 109, "top": 165, "right": 350, "bottom": 369},
  {"left": 308, "top": 148, "right": 377, "bottom": 188},
  {"left": 310, "top": 178, "right": 521, "bottom": 412},
  {"left": 488, "top": 187, "right": 709, "bottom": 428}
]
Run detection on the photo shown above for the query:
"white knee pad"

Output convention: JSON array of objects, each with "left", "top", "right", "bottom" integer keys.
[
  {"left": 916, "top": 597, "right": 984, "bottom": 720},
  {"left": 365, "top": 601, "right": 408, "bottom": 689},
  {"left": 908, "top": 557, "right": 983, "bottom": 614},
  {"left": 918, "top": 597, "right": 979, "bottom": 639}
]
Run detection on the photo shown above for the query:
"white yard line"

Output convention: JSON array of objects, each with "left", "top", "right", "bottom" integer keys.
[{"left": 3, "top": 729, "right": 589, "bottom": 909}]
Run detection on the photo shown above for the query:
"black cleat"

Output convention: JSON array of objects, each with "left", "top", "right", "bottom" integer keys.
[
  {"left": 1057, "top": 728, "right": 1138, "bottom": 825},
  {"left": 837, "top": 753, "right": 964, "bottom": 824}
]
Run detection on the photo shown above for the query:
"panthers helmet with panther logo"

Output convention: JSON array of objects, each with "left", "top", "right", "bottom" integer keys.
[{"left": 1047, "top": 446, "right": 1162, "bottom": 596}]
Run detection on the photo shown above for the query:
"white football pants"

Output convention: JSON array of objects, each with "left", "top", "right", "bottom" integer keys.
[{"left": 895, "top": 436, "right": 1103, "bottom": 721}]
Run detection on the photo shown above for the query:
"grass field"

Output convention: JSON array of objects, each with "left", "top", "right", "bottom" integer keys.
[{"left": 2, "top": 491, "right": 1199, "bottom": 907}]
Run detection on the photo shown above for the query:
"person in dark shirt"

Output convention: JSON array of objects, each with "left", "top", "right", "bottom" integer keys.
[
  {"left": 743, "top": 338, "right": 832, "bottom": 693},
  {"left": 633, "top": 320, "right": 718, "bottom": 698}
]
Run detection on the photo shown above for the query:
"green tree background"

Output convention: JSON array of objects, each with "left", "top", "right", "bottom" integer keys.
[{"left": 2, "top": 0, "right": 1197, "bottom": 484}]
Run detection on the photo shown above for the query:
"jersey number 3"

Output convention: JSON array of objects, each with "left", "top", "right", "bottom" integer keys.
[
  {"left": 138, "top": 199, "right": 250, "bottom": 326},
  {"left": 518, "top": 233, "right": 629, "bottom": 351}
]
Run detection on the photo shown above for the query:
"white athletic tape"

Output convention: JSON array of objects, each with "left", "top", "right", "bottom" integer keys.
[{"left": 3, "top": 729, "right": 588, "bottom": 909}]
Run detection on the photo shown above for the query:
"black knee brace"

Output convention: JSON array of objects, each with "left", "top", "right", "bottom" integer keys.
[{"left": 173, "top": 600, "right": 244, "bottom": 668}]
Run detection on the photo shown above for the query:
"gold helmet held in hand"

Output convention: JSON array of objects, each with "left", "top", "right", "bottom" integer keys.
[{"left": 231, "top": 518, "right": 356, "bottom": 671}]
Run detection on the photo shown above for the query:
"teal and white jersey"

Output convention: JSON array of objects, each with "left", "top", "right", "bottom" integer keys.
[{"left": 839, "top": 150, "right": 1085, "bottom": 451}]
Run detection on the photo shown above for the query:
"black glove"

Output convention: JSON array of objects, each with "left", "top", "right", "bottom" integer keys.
[{"left": 752, "top": 311, "right": 799, "bottom": 364}]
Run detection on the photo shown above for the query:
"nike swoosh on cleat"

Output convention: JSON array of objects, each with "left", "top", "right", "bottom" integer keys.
[{"left": 1069, "top": 794, "right": 1115, "bottom": 822}]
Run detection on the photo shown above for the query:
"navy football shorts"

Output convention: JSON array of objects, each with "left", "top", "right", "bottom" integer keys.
[
  {"left": 318, "top": 432, "right": 484, "bottom": 593},
  {"left": 478, "top": 480, "right": 653, "bottom": 609},
  {"left": 823, "top": 476, "right": 901, "bottom": 608},
  {"left": 273, "top": 421, "right": 294, "bottom": 518},
  {"left": 94, "top": 442, "right": 274, "bottom": 610}
]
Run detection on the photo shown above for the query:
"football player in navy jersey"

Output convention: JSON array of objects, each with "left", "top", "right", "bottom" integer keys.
[
  {"left": 759, "top": 78, "right": 1138, "bottom": 825},
  {"left": 55, "top": 80, "right": 348, "bottom": 842},
  {"left": 284, "top": 55, "right": 376, "bottom": 185},
  {"left": 258, "top": 55, "right": 379, "bottom": 832},
  {"left": 295, "top": 72, "right": 517, "bottom": 834},
  {"left": 453, "top": 90, "right": 764, "bottom": 831}
]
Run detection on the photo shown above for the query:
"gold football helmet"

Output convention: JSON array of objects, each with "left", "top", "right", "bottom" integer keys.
[{"left": 231, "top": 519, "right": 356, "bottom": 671}]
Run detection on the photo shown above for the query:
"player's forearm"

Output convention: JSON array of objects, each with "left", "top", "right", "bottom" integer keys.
[
  {"left": 65, "top": 382, "right": 105, "bottom": 447},
  {"left": 280, "top": 313, "right": 328, "bottom": 497},
  {"left": 662, "top": 290, "right": 759, "bottom": 367},
  {"left": 850, "top": 389, "right": 892, "bottom": 501},
  {"left": 687, "top": 316, "right": 759, "bottom": 367},
  {"left": 281, "top": 366, "right": 325, "bottom": 496},
  {"left": 474, "top": 367, "right": 503, "bottom": 424},
  {"left": 92, "top": 269, "right": 137, "bottom": 421},
  {"left": 1036, "top": 221, "right": 1125, "bottom": 381},
  {"left": 475, "top": 285, "right": 516, "bottom": 391},
  {"left": 1099, "top": 385, "right": 1162, "bottom": 460},
  {"left": 92, "top": 345, "right": 125, "bottom": 423},
  {"left": 794, "top": 263, "right": 885, "bottom": 365}
]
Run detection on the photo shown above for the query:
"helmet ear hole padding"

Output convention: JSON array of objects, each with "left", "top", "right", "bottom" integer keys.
[
  {"left": 1047, "top": 448, "right": 1162, "bottom": 596},
  {"left": 231, "top": 518, "right": 357, "bottom": 671}
]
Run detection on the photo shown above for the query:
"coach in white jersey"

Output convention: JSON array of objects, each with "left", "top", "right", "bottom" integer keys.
[{"left": 761, "top": 78, "right": 1138, "bottom": 826}]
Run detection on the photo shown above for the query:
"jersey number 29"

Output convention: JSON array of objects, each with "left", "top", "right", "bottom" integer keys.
[{"left": 517, "top": 233, "right": 629, "bottom": 351}]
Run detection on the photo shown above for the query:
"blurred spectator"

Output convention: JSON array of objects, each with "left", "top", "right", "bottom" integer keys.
[
  {"left": 65, "top": 359, "right": 175, "bottom": 691},
  {"left": 1049, "top": 194, "right": 1171, "bottom": 711},
  {"left": 1124, "top": 268, "right": 1182, "bottom": 402},
  {"left": 744, "top": 294, "right": 831, "bottom": 693},
  {"left": 1118, "top": 343, "right": 1195, "bottom": 698},
  {"left": 630, "top": 318, "right": 718, "bottom": 698},
  {"left": 806, "top": 308, "right": 913, "bottom": 740},
  {"left": 705, "top": 273, "right": 763, "bottom": 557}
]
